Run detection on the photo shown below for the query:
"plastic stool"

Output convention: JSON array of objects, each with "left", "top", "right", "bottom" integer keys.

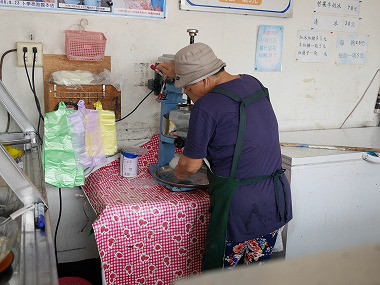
[{"left": 59, "top": 277, "right": 92, "bottom": 285}]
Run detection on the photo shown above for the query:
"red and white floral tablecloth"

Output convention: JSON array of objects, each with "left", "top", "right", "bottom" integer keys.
[{"left": 82, "top": 135, "right": 210, "bottom": 285}]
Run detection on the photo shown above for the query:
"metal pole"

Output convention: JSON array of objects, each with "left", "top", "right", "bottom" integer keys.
[
  {"left": 187, "top": 29, "right": 198, "bottom": 44},
  {"left": 186, "top": 29, "right": 198, "bottom": 105}
]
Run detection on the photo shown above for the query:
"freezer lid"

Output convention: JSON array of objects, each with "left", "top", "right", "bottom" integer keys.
[
  {"left": 280, "top": 127, "right": 380, "bottom": 166},
  {"left": 280, "top": 127, "right": 380, "bottom": 149},
  {"left": 281, "top": 147, "right": 363, "bottom": 166}
]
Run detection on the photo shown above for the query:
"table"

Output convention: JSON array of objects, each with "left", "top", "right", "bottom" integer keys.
[{"left": 82, "top": 135, "right": 210, "bottom": 285}]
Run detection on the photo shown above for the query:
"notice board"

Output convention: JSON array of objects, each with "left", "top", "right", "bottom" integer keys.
[{"left": 180, "top": 0, "right": 293, "bottom": 18}]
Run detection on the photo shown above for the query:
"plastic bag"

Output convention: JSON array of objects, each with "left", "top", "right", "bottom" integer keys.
[
  {"left": 67, "top": 100, "right": 96, "bottom": 168},
  {"left": 72, "top": 100, "right": 105, "bottom": 166},
  {"left": 50, "top": 70, "right": 95, "bottom": 86},
  {"left": 92, "top": 69, "right": 126, "bottom": 91},
  {"left": 43, "top": 102, "right": 84, "bottom": 188},
  {"left": 94, "top": 101, "right": 117, "bottom": 156}
]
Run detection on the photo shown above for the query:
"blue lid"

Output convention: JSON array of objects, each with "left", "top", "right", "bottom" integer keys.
[{"left": 121, "top": 152, "right": 138, "bottom": 158}]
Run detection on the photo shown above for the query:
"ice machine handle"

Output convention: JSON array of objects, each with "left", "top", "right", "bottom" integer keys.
[{"left": 362, "top": 152, "right": 380, "bottom": 163}]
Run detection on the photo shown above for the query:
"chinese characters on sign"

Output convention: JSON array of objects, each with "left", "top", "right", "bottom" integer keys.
[
  {"left": 255, "top": 25, "right": 284, "bottom": 72},
  {"left": 0, "top": 0, "right": 55, "bottom": 9},
  {"left": 312, "top": 14, "right": 359, "bottom": 32},
  {"left": 296, "top": 31, "right": 331, "bottom": 63},
  {"left": 314, "top": 0, "right": 360, "bottom": 16},
  {"left": 336, "top": 34, "right": 368, "bottom": 65},
  {"left": 312, "top": 0, "right": 360, "bottom": 32},
  {"left": 0, "top": 0, "right": 166, "bottom": 19},
  {"left": 298, "top": 0, "right": 366, "bottom": 65}
]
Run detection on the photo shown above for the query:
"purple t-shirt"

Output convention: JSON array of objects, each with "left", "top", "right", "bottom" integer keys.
[{"left": 183, "top": 74, "right": 292, "bottom": 241}]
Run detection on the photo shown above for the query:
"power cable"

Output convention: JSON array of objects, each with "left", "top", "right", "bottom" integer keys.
[
  {"left": 0, "top": 48, "right": 17, "bottom": 132},
  {"left": 339, "top": 68, "right": 380, "bottom": 129},
  {"left": 23, "top": 49, "right": 44, "bottom": 141},
  {"left": 23, "top": 49, "right": 44, "bottom": 122},
  {"left": 54, "top": 187, "right": 62, "bottom": 269},
  {"left": 32, "top": 49, "right": 44, "bottom": 138},
  {"left": 116, "top": 89, "right": 154, "bottom": 122}
]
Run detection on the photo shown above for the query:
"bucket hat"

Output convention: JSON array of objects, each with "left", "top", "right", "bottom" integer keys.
[{"left": 174, "top": 43, "right": 226, "bottom": 88}]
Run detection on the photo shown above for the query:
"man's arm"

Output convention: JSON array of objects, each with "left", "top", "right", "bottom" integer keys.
[{"left": 174, "top": 154, "right": 203, "bottom": 180}]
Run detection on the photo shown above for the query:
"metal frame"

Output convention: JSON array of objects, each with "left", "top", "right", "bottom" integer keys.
[
  {"left": 0, "top": 79, "right": 58, "bottom": 284},
  {"left": 0, "top": 80, "right": 36, "bottom": 135}
]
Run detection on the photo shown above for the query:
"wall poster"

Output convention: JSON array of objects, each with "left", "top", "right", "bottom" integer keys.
[
  {"left": 255, "top": 25, "right": 284, "bottom": 72},
  {"left": 0, "top": 0, "right": 166, "bottom": 19},
  {"left": 180, "top": 0, "right": 293, "bottom": 18}
]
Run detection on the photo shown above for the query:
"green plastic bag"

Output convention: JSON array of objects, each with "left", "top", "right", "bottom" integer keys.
[{"left": 42, "top": 102, "right": 84, "bottom": 188}]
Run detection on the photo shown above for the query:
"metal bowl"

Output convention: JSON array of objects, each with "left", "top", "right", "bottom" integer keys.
[{"left": 153, "top": 165, "right": 209, "bottom": 191}]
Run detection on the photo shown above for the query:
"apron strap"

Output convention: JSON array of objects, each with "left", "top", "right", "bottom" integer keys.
[
  {"left": 239, "top": 168, "right": 289, "bottom": 222},
  {"left": 212, "top": 87, "right": 269, "bottom": 178}
]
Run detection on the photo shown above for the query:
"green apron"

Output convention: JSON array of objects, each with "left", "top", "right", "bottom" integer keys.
[{"left": 202, "top": 86, "right": 288, "bottom": 271}]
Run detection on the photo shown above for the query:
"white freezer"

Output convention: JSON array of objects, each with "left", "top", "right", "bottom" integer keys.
[{"left": 280, "top": 127, "right": 380, "bottom": 259}]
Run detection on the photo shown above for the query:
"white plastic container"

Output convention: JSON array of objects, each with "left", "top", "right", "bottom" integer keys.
[{"left": 120, "top": 151, "right": 138, "bottom": 178}]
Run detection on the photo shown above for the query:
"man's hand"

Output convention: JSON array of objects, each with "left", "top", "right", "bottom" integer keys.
[
  {"left": 155, "top": 61, "right": 176, "bottom": 79},
  {"left": 174, "top": 155, "right": 203, "bottom": 180}
]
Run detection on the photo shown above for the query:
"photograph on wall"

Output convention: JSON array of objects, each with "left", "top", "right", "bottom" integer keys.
[
  {"left": 113, "top": 0, "right": 165, "bottom": 18},
  {"left": 58, "top": 0, "right": 112, "bottom": 12},
  {"left": 0, "top": 0, "right": 166, "bottom": 18}
]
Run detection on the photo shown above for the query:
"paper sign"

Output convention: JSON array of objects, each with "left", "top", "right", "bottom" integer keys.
[
  {"left": 336, "top": 33, "right": 368, "bottom": 65},
  {"left": 312, "top": 13, "right": 359, "bottom": 33},
  {"left": 314, "top": 0, "right": 360, "bottom": 16},
  {"left": 296, "top": 30, "right": 332, "bottom": 63},
  {"left": 255, "top": 25, "right": 284, "bottom": 72}
]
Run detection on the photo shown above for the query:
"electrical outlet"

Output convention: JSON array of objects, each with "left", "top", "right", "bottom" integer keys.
[{"left": 16, "top": 42, "right": 43, "bottom": 67}]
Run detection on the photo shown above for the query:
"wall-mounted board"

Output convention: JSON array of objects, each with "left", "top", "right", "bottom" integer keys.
[{"left": 180, "top": 0, "right": 293, "bottom": 18}]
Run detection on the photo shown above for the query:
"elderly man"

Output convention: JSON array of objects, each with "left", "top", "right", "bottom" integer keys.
[{"left": 155, "top": 42, "right": 292, "bottom": 270}]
